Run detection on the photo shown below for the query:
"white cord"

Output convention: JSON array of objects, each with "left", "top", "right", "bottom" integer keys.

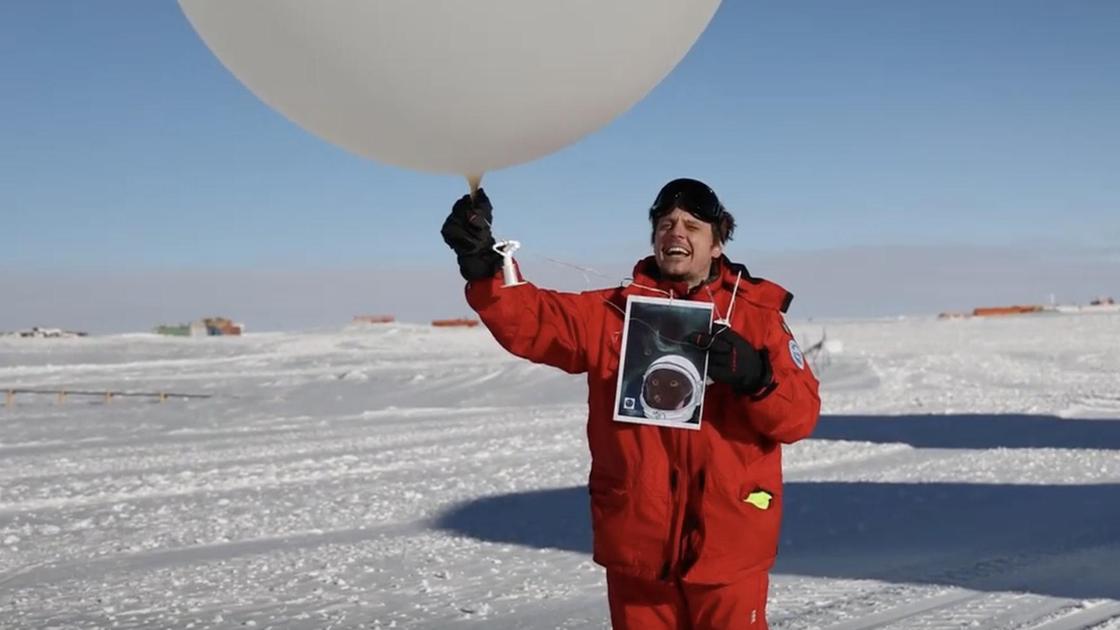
[
  {"left": 715, "top": 269, "right": 742, "bottom": 327},
  {"left": 624, "top": 279, "right": 674, "bottom": 299},
  {"left": 531, "top": 254, "right": 614, "bottom": 288}
]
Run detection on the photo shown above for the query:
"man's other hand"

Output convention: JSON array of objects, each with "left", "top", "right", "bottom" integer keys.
[{"left": 691, "top": 326, "right": 771, "bottom": 394}]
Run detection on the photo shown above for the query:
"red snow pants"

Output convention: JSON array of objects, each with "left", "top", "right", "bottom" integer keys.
[{"left": 606, "top": 570, "right": 769, "bottom": 630}]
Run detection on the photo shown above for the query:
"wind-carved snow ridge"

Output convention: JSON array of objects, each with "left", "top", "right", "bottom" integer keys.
[{"left": 1, "top": 315, "right": 1118, "bottom": 628}]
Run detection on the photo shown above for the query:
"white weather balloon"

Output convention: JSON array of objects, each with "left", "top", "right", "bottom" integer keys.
[{"left": 179, "top": 1, "right": 721, "bottom": 176}]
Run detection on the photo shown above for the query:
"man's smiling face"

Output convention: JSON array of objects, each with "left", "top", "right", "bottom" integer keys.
[{"left": 652, "top": 207, "right": 722, "bottom": 288}]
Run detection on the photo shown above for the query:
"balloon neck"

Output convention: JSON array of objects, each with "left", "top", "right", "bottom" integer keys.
[{"left": 467, "top": 174, "right": 484, "bottom": 199}]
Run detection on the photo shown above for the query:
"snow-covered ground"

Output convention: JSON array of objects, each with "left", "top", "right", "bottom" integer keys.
[{"left": 1, "top": 313, "right": 1118, "bottom": 629}]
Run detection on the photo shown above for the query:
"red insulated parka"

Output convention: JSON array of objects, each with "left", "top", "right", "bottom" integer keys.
[{"left": 466, "top": 255, "right": 821, "bottom": 585}]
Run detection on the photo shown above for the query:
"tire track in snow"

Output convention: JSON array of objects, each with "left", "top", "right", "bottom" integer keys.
[
  {"left": 779, "top": 534, "right": 1120, "bottom": 629},
  {"left": 813, "top": 588, "right": 983, "bottom": 630},
  {"left": 0, "top": 519, "right": 424, "bottom": 590},
  {"left": 1, "top": 413, "right": 590, "bottom": 586},
  {"left": 0, "top": 423, "right": 586, "bottom": 515},
  {"left": 929, "top": 593, "right": 1079, "bottom": 630},
  {"left": 1028, "top": 602, "right": 1120, "bottom": 630},
  {"left": 0, "top": 404, "right": 585, "bottom": 481},
  {"left": 981, "top": 597, "right": 1088, "bottom": 629}
]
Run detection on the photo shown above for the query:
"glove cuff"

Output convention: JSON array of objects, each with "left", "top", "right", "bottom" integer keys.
[
  {"left": 457, "top": 251, "right": 503, "bottom": 281},
  {"left": 733, "top": 348, "right": 773, "bottom": 396}
]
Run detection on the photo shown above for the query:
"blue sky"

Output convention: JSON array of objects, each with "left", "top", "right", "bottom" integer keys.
[{"left": 2, "top": 1, "right": 1118, "bottom": 331}]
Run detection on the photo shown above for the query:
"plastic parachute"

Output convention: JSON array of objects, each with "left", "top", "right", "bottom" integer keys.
[{"left": 178, "top": 0, "right": 722, "bottom": 181}]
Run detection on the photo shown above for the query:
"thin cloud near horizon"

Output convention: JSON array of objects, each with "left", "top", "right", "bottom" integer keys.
[{"left": 3, "top": 243, "right": 1116, "bottom": 335}]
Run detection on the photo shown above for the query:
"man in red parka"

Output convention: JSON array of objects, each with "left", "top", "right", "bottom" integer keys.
[{"left": 441, "top": 178, "right": 820, "bottom": 629}]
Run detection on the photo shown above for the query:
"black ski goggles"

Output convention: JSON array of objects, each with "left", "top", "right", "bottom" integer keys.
[{"left": 648, "top": 178, "right": 725, "bottom": 224}]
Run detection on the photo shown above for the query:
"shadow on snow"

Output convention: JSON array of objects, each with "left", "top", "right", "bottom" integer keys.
[
  {"left": 435, "top": 414, "right": 1120, "bottom": 600},
  {"left": 811, "top": 413, "right": 1120, "bottom": 450}
]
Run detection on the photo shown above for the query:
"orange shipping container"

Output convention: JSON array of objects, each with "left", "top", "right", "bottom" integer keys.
[
  {"left": 431, "top": 318, "right": 480, "bottom": 328},
  {"left": 972, "top": 305, "right": 1042, "bottom": 317},
  {"left": 353, "top": 315, "right": 395, "bottom": 324}
]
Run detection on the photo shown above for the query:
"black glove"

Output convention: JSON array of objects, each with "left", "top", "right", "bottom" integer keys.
[
  {"left": 691, "top": 325, "right": 771, "bottom": 394},
  {"left": 440, "top": 188, "right": 502, "bottom": 281}
]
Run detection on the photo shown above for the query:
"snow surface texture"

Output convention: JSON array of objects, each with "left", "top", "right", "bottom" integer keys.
[{"left": 1, "top": 314, "right": 1118, "bottom": 629}]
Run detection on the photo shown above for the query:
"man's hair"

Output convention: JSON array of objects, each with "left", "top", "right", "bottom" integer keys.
[{"left": 649, "top": 209, "right": 736, "bottom": 245}]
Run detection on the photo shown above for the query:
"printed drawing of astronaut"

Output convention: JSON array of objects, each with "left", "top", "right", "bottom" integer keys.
[{"left": 614, "top": 296, "right": 713, "bottom": 430}]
